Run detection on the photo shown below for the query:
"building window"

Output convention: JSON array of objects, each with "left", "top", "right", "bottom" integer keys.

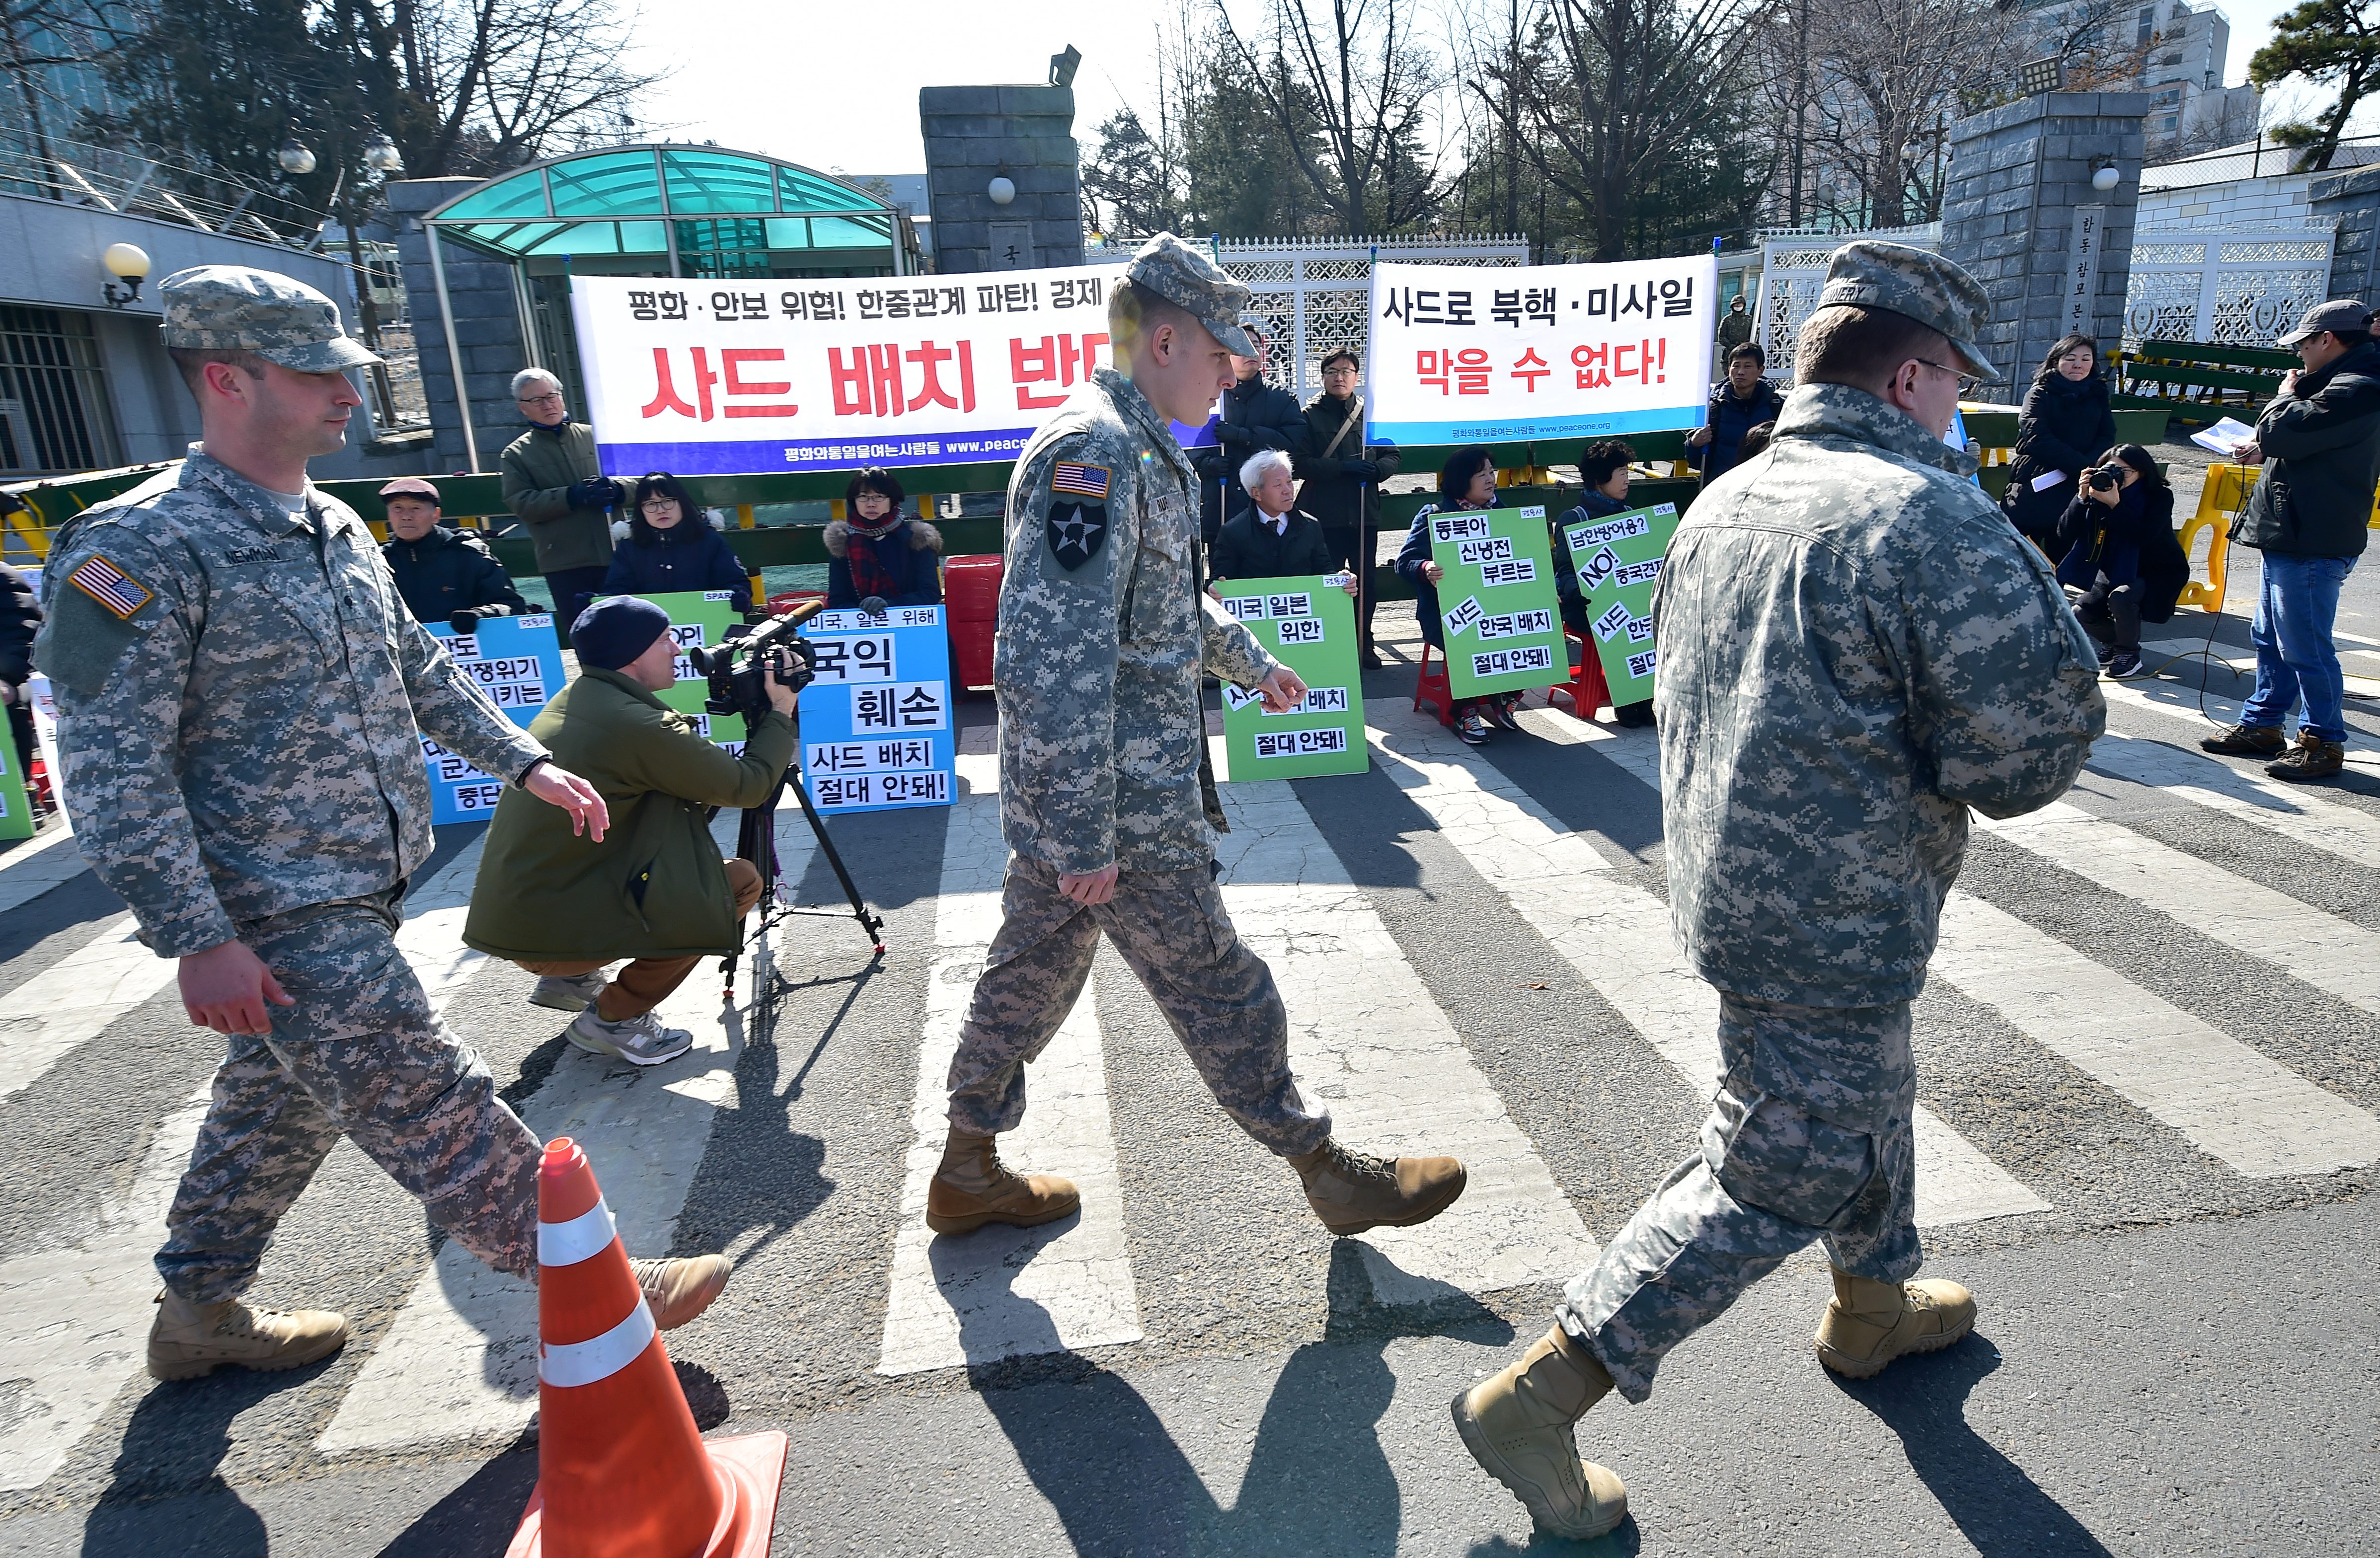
[{"left": 0, "top": 306, "right": 123, "bottom": 477}]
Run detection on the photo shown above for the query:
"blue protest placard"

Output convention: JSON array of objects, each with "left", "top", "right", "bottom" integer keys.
[
  {"left": 418, "top": 613, "right": 565, "bottom": 824},
  {"left": 796, "top": 606, "right": 957, "bottom": 814}
]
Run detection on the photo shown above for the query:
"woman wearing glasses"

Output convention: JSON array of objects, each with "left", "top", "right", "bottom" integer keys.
[{"left": 599, "top": 471, "right": 753, "bottom": 613}]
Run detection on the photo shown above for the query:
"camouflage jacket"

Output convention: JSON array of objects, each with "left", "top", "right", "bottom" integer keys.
[
  {"left": 1655, "top": 383, "right": 2104, "bottom": 1009},
  {"left": 33, "top": 449, "right": 546, "bottom": 957},
  {"left": 996, "top": 368, "right": 1279, "bottom": 875}
]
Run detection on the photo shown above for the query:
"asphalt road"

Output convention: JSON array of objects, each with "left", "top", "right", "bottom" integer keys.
[{"left": 0, "top": 574, "right": 2376, "bottom": 1557}]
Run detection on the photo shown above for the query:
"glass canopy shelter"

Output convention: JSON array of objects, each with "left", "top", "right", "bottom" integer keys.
[{"left": 419, "top": 146, "right": 921, "bottom": 465}]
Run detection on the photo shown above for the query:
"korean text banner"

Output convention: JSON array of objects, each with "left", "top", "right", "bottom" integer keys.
[
  {"left": 1430, "top": 505, "right": 1568, "bottom": 698},
  {"left": 640, "top": 591, "right": 750, "bottom": 751},
  {"left": 569, "top": 269, "right": 1116, "bottom": 476},
  {"left": 1367, "top": 256, "right": 1716, "bottom": 447},
  {"left": 1214, "top": 577, "right": 1367, "bottom": 780},
  {"left": 419, "top": 613, "right": 563, "bottom": 824},
  {"left": 1560, "top": 502, "right": 1681, "bottom": 705},
  {"left": 798, "top": 606, "right": 956, "bottom": 813}
]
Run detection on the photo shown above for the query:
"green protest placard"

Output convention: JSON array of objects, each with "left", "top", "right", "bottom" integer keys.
[
  {"left": 0, "top": 723, "right": 33, "bottom": 842},
  {"left": 1215, "top": 574, "right": 1368, "bottom": 780},
  {"left": 1559, "top": 502, "right": 1681, "bottom": 706},
  {"left": 1428, "top": 504, "right": 1567, "bottom": 698},
  {"left": 636, "top": 590, "right": 749, "bottom": 750}
]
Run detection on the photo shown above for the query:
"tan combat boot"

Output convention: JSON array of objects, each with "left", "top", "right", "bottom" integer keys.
[
  {"left": 1453, "top": 1325, "right": 1628, "bottom": 1541},
  {"left": 630, "top": 1255, "right": 732, "bottom": 1330},
  {"left": 1814, "top": 1267, "right": 1978, "bottom": 1379},
  {"left": 925, "top": 1127, "right": 1080, "bottom": 1235},
  {"left": 1288, "top": 1139, "right": 1466, "bottom": 1236},
  {"left": 146, "top": 1288, "right": 349, "bottom": 1381}
]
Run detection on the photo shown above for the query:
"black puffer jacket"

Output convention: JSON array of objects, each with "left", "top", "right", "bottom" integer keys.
[
  {"left": 1193, "top": 372, "right": 1308, "bottom": 545},
  {"left": 0, "top": 563, "right": 39, "bottom": 685},
  {"left": 2003, "top": 370, "right": 2117, "bottom": 545},
  {"left": 1294, "top": 392, "right": 1402, "bottom": 532},
  {"left": 1697, "top": 376, "right": 1786, "bottom": 482},
  {"left": 2234, "top": 337, "right": 2380, "bottom": 558},
  {"left": 382, "top": 525, "right": 529, "bottom": 626}
]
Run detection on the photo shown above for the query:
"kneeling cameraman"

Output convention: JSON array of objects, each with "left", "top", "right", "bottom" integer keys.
[{"left": 464, "top": 596, "right": 798, "bottom": 1065}]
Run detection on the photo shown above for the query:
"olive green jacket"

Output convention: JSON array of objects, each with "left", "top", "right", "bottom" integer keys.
[
  {"left": 498, "top": 421, "right": 618, "bottom": 574},
  {"left": 463, "top": 667, "right": 795, "bottom": 961}
]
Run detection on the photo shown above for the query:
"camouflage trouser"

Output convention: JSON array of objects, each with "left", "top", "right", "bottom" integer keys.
[
  {"left": 1555, "top": 995, "right": 1922, "bottom": 1403},
  {"left": 946, "top": 854, "right": 1332, "bottom": 1156},
  {"left": 155, "top": 891, "right": 542, "bottom": 1303}
]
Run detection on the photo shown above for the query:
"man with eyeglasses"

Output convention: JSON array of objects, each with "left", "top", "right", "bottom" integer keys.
[
  {"left": 1453, "top": 241, "right": 2104, "bottom": 1541},
  {"left": 1296, "top": 349, "right": 1401, "bottom": 667},
  {"left": 498, "top": 368, "right": 623, "bottom": 644}
]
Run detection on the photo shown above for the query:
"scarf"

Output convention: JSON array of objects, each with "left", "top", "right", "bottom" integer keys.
[{"left": 846, "top": 517, "right": 903, "bottom": 601}]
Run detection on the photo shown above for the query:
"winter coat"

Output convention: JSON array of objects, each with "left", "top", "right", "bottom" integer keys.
[
  {"left": 600, "top": 514, "right": 752, "bottom": 611},
  {"left": 1193, "top": 373, "right": 1308, "bottom": 545},
  {"left": 2139, "top": 486, "right": 2190, "bottom": 623},
  {"left": 2233, "top": 337, "right": 2380, "bottom": 559},
  {"left": 498, "top": 421, "right": 619, "bottom": 574},
  {"left": 1698, "top": 377, "right": 1787, "bottom": 483},
  {"left": 1209, "top": 507, "right": 1336, "bottom": 583},
  {"left": 0, "top": 563, "right": 38, "bottom": 686},
  {"left": 382, "top": 524, "right": 529, "bottom": 626},
  {"left": 2002, "top": 371, "right": 2117, "bottom": 545},
  {"left": 1294, "top": 393, "right": 1402, "bottom": 533},
  {"left": 463, "top": 666, "right": 796, "bottom": 963},
  {"left": 824, "top": 518, "right": 945, "bottom": 609}
]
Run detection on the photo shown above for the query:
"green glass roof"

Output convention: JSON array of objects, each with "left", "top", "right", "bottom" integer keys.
[{"left": 428, "top": 146, "right": 891, "bottom": 232}]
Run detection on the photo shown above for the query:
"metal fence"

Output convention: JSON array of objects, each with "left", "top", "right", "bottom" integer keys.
[
  {"left": 1754, "top": 223, "right": 1944, "bottom": 377},
  {"left": 2123, "top": 224, "right": 2336, "bottom": 347}
]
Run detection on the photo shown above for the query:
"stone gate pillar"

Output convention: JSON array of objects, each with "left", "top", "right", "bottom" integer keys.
[{"left": 1940, "top": 91, "right": 2151, "bottom": 387}]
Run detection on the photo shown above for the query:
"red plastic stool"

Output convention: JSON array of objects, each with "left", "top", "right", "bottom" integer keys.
[
  {"left": 1547, "top": 632, "right": 1612, "bottom": 722},
  {"left": 1413, "top": 641, "right": 1456, "bottom": 727}
]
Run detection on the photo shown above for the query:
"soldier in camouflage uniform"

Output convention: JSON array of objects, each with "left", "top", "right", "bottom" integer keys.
[
  {"left": 33, "top": 268, "right": 732, "bottom": 1382},
  {"left": 928, "top": 234, "right": 1468, "bottom": 1239},
  {"left": 1455, "top": 242, "right": 2106, "bottom": 1540}
]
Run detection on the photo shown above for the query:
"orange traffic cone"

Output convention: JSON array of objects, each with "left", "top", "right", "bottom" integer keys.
[{"left": 506, "top": 1137, "right": 783, "bottom": 1558}]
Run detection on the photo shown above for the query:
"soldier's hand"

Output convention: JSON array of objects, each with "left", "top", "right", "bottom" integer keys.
[
  {"left": 1256, "top": 666, "right": 1308, "bottom": 713},
  {"left": 1059, "top": 864, "right": 1119, "bottom": 905},
  {"left": 524, "top": 761, "right": 611, "bottom": 841},
  {"left": 179, "top": 940, "right": 294, "bottom": 1036}
]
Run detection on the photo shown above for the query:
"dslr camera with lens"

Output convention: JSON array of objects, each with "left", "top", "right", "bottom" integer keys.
[{"left": 2085, "top": 465, "right": 2121, "bottom": 492}]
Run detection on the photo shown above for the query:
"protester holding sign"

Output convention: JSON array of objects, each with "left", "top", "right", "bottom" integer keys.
[
  {"left": 600, "top": 471, "right": 752, "bottom": 612},
  {"left": 824, "top": 467, "right": 945, "bottom": 614},
  {"left": 1207, "top": 450, "right": 1349, "bottom": 589},
  {"left": 377, "top": 477, "right": 528, "bottom": 632},
  {"left": 1397, "top": 447, "right": 1508, "bottom": 744},
  {"left": 1554, "top": 442, "right": 1656, "bottom": 727},
  {"left": 1191, "top": 322, "right": 1307, "bottom": 547}
]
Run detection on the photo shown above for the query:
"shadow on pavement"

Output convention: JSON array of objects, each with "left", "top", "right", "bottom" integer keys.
[
  {"left": 371, "top": 1449, "right": 538, "bottom": 1558},
  {"left": 960, "top": 1240, "right": 1514, "bottom": 1557},
  {"left": 77, "top": 1361, "right": 325, "bottom": 1558},
  {"left": 1835, "top": 1332, "right": 2116, "bottom": 1558}
]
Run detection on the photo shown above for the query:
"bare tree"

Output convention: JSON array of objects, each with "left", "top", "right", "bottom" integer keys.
[
  {"left": 1805, "top": 0, "right": 2016, "bottom": 228},
  {"left": 1214, "top": 0, "right": 1445, "bottom": 234},
  {"left": 402, "top": 0, "right": 662, "bottom": 176}
]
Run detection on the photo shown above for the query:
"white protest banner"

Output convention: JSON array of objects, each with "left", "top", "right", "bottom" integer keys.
[
  {"left": 569, "top": 268, "right": 1116, "bottom": 476},
  {"left": 1366, "top": 256, "right": 1716, "bottom": 448}
]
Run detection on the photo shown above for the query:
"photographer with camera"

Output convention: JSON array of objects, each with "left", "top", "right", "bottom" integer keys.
[
  {"left": 463, "top": 595, "right": 797, "bottom": 1066},
  {"left": 2053, "top": 445, "right": 2176, "bottom": 681}
]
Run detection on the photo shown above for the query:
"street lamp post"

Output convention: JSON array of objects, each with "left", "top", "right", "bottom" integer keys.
[{"left": 282, "top": 130, "right": 406, "bottom": 428}]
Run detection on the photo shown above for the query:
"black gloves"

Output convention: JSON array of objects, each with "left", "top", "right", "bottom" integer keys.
[
  {"left": 566, "top": 476, "right": 617, "bottom": 510},
  {"left": 448, "top": 608, "right": 480, "bottom": 633},
  {"left": 1214, "top": 425, "right": 1254, "bottom": 450},
  {"left": 859, "top": 595, "right": 889, "bottom": 618},
  {"left": 1342, "top": 458, "right": 1383, "bottom": 483}
]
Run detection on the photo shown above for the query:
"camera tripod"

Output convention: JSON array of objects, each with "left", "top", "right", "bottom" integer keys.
[{"left": 720, "top": 760, "right": 887, "bottom": 1002}]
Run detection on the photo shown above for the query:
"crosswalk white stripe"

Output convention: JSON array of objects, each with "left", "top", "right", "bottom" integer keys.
[
  {"left": 0, "top": 824, "right": 83, "bottom": 917},
  {"left": 2095, "top": 676, "right": 2380, "bottom": 771},
  {"left": 878, "top": 753, "right": 1139, "bottom": 1378},
  {"left": 1383, "top": 712, "right": 2049, "bottom": 1227},
  {"left": 1212, "top": 776, "right": 1600, "bottom": 1304},
  {"left": 321, "top": 809, "right": 814, "bottom": 1452},
  {"left": 1537, "top": 711, "right": 2380, "bottom": 1179},
  {"left": 2086, "top": 729, "right": 2380, "bottom": 872},
  {"left": 1930, "top": 893, "right": 2380, "bottom": 1176},
  {"left": 0, "top": 836, "right": 495, "bottom": 1491},
  {"left": 1980, "top": 799, "right": 2380, "bottom": 1014}
]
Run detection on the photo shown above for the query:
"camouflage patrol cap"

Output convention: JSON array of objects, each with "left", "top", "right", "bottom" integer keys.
[
  {"left": 1816, "top": 240, "right": 2000, "bottom": 382},
  {"left": 1124, "top": 233, "right": 1255, "bottom": 357},
  {"left": 158, "top": 266, "right": 381, "bottom": 372}
]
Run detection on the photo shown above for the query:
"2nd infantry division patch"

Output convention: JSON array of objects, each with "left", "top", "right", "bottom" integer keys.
[
  {"left": 68, "top": 554, "right": 154, "bottom": 619},
  {"left": 1045, "top": 462, "right": 1112, "bottom": 572}
]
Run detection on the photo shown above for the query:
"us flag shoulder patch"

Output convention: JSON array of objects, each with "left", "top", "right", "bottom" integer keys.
[
  {"left": 1051, "top": 462, "right": 1111, "bottom": 499},
  {"left": 68, "top": 553, "right": 154, "bottom": 619}
]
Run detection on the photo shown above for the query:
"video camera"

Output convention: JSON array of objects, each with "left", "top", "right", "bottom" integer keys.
[{"left": 690, "top": 599, "right": 824, "bottom": 724}]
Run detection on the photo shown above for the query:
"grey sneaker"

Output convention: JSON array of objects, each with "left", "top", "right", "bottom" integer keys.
[
  {"left": 530, "top": 971, "right": 607, "bottom": 1012},
  {"left": 566, "top": 1008, "right": 696, "bottom": 1066}
]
